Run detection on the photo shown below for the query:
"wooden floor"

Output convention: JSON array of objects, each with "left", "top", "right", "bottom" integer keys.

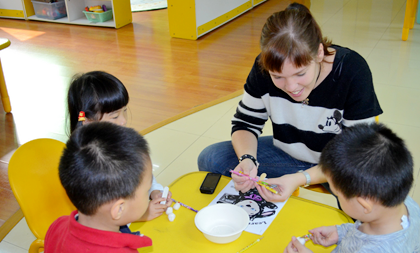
[{"left": 0, "top": 0, "right": 290, "bottom": 240}]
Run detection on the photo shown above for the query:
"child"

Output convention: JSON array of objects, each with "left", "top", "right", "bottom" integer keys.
[
  {"left": 45, "top": 122, "right": 154, "bottom": 252},
  {"left": 67, "top": 71, "right": 171, "bottom": 220},
  {"left": 284, "top": 123, "right": 420, "bottom": 253}
]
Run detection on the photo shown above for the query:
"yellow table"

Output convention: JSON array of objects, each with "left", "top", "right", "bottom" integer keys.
[
  {"left": 0, "top": 38, "right": 11, "bottom": 113},
  {"left": 132, "top": 172, "right": 352, "bottom": 252}
]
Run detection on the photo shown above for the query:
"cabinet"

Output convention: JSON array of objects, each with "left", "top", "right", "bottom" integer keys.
[
  {"left": 0, "top": 0, "right": 132, "bottom": 28},
  {"left": 167, "top": 0, "right": 266, "bottom": 40}
]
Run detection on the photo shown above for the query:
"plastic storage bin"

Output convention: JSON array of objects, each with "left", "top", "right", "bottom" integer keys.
[
  {"left": 32, "top": 0, "right": 67, "bottom": 20},
  {"left": 83, "top": 10, "right": 113, "bottom": 23}
]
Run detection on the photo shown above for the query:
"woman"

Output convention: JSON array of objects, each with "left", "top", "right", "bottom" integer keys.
[{"left": 197, "top": 3, "right": 382, "bottom": 202}]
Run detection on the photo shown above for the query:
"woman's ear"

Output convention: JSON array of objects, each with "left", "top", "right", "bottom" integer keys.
[
  {"left": 317, "top": 43, "right": 324, "bottom": 62},
  {"left": 357, "top": 197, "right": 373, "bottom": 214},
  {"left": 111, "top": 199, "right": 125, "bottom": 220}
]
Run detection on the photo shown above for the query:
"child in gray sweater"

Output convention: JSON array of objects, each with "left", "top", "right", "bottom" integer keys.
[{"left": 284, "top": 123, "right": 420, "bottom": 253}]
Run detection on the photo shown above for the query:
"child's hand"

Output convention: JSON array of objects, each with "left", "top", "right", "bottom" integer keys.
[
  {"left": 138, "top": 198, "right": 167, "bottom": 221},
  {"left": 284, "top": 237, "right": 313, "bottom": 253},
  {"left": 150, "top": 190, "right": 173, "bottom": 207},
  {"left": 309, "top": 226, "right": 338, "bottom": 247}
]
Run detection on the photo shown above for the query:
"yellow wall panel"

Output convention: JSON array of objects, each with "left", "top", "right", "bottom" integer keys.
[
  {"left": 167, "top": 0, "right": 197, "bottom": 40},
  {"left": 22, "top": 0, "right": 34, "bottom": 17},
  {"left": 0, "top": 9, "right": 24, "bottom": 18},
  {"left": 112, "top": 0, "right": 132, "bottom": 29}
]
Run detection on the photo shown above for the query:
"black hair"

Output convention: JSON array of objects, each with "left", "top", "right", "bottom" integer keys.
[
  {"left": 319, "top": 123, "right": 413, "bottom": 207},
  {"left": 67, "top": 71, "right": 129, "bottom": 134},
  {"left": 59, "top": 122, "right": 149, "bottom": 215}
]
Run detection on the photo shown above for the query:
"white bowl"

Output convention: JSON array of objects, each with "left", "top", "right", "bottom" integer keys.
[{"left": 195, "top": 203, "right": 249, "bottom": 244}]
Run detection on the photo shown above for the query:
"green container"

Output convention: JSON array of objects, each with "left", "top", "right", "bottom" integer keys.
[{"left": 83, "top": 9, "right": 112, "bottom": 23}]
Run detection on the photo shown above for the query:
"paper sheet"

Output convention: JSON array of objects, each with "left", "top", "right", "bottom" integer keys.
[{"left": 208, "top": 180, "right": 288, "bottom": 235}]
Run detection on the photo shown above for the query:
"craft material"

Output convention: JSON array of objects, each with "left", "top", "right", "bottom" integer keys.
[
  {"left": 173, "top": 202, "right": 180, "bottom": 210},
  {"left": 195, "top": 204, "right": 249, "bottom": 244},
  {"left": 160, "top": 186, "right": 169, "bottom": 204},
  {"left": 237, "top": 236, "right": 264, "bottom": 253},
  {"left": 209, "top": 180, "right": 289, "bottom": 235},
  {"left": 168, "top": 213, "right": 175, "bottom": 222},
  {"left": 171, "top": 199, "right": 198, "bottom": 212},
  {"left": 229, "top": 170, "right": 279, "bottom": 195},
  {"left": 166, "top": 207, "right": 173, "bottom": 215},
  {"left": 297, "top": 234, "right": 312, "bottom": 245}
]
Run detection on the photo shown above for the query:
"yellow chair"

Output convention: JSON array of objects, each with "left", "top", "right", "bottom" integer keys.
[
  {"left": 402, "top": 0, "right": 419, "bottom": 41},
  {"left": 0, "top": 38, "right": 12, "bottom": 113},
  {"left": 8, "top": 138, "right": 76, "bottom": 253}
]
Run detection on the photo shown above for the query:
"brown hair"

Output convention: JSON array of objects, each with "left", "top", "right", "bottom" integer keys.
[{"left": 259, "top": 3, "right": 333, "bottom": 73}]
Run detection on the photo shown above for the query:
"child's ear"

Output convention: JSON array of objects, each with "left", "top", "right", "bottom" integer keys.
[
  {"left": 357, "top": 197, "right": 373, "bottom": 214},
  {"left": 111, "top": 199, "right": 125, "bottom": 220},
  {"left": 82, "top": 118, "right": 93, "bottom": 126}
]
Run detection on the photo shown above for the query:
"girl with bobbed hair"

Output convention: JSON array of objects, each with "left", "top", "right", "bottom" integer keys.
[{"left": 198, "top": 3, "right": 382, "bottom": 203}]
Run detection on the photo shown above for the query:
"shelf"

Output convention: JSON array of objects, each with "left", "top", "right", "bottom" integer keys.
[{"left": 0, "top": 0, "right": 131, "bottom": 28}]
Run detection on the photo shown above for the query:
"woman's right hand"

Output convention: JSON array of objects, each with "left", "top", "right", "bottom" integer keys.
[{"left": 232, "top": 159, "right": 258, "bottom": 192}]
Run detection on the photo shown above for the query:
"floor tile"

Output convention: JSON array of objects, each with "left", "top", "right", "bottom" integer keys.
[
  {"left": 2, "top": 218, "right": 35, "bottom": 250},
  {"left": 144, "top": 128, "right": 200, "bottom": 177},
  {"left": 374, "top": 84, "right": 420, "bottom": 128},
  {"left": 156, "top": 136, "right": 221, "bottom": 187},
  {"left": 163, "top": 96, "right": 241, "bottom": 136},
  {"left": 0, "top": 241, "right": 27, "bottom": 253}
]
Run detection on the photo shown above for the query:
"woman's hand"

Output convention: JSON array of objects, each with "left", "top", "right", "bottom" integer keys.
[
  {"left": 255, "top": 173, "right": 303, "bottom": 202},
  {"left": 284, "top": 236, "right": 313, "bottom": 253},
  {"left": 309, "top": 226, "right": 338, "bottom": 247},
  {"left": 231, "top": 159, "right": 258, "bottom": 192}
]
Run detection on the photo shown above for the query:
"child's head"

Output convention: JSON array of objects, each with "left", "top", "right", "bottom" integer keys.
[
  {"left": 67, "top": 71, "right": 129, "bottom": 134},
  {"left": 320, "top": 123, "right": 413, "bottom": 210},
  {"left": 59, "top": 122, "right": 152, "bottom": 223}
]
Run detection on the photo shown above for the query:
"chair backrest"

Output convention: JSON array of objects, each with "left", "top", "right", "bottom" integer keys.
[{"left": 8, "top": 138, "right": 75, "bottom": 240}]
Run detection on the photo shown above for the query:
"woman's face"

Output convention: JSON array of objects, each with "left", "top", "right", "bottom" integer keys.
[
  {"left": 269, "top": 59, "right": 320, "bottom": 102},
  {"left": 100, "top": 106, "right": 128, "bottom": 126}
]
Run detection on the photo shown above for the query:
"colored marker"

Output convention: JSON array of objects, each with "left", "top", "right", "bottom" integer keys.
[
  {"left": 237, "top": 237, "right": 264, "bottom": 253},
  {"left": 297, "top": 234, "right": 312, "bottom": 245},
  {"left": 230, "top": 170, "right": 279, "bottom": 195},
  {"left": 171, "top": 199, "right": 198, "bottom": 213}
]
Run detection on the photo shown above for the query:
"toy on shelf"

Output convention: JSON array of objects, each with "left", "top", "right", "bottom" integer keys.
[
  {"left": 82, "top": 5, "right": 113, "bottom": 23},
  {"left": 32, "top": 0, "right": 67, "bottom": 20}
]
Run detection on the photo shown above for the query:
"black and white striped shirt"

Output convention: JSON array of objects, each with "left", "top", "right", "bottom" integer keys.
[{"left": 232, "top": 45, "right": 383, "bottom": 164}]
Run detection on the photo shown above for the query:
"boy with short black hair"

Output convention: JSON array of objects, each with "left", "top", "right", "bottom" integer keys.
[
  {"left": 285, "top": 123, "right": 420, "bottom": 253},
  {"left": 45, "top": 122, "right": 153, "bottom": 252}
]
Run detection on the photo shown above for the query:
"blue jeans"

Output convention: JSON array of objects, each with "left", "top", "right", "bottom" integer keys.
[{"left": 198, "top": 136, "right": 317, "bottom": 178}]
